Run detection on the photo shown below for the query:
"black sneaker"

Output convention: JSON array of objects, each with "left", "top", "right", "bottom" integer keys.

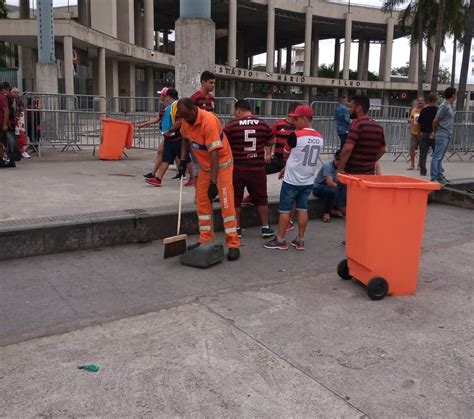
[
  {"left": 187, "top": 242, "right": 201, "bottom": 251},
  {"left": 261, "top": 226, "right": 275, "bottom": 238},
  {"left": 143, "top": 172, "right": 154, "bottom": 179},
  {"left": 227, "top": 248, "right": 240, "bottom": 261},
  {"left": 172, "top": 172, "right": 186, "bottom": 180},
  {"left": 237, "top": 227, "right": 242, "bottom": 238}
]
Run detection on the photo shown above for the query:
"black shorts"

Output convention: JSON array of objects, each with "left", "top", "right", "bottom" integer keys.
[
  {"left": 265, "top": 156, "right": 285, "bottom": 175},
  {"left": 233, "top": 167, "right": 268, "bottom": 208},
  {"left": 162, "top": 140, "right": 182, "bottom": 164}
]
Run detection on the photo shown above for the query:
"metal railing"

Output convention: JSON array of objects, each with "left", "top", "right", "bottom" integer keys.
[
  {"left": 20, "top": 95, "right": 473, "bottom": 161},
  {"left": 107, "top": 96, "right": 163, "bottom": 113}
]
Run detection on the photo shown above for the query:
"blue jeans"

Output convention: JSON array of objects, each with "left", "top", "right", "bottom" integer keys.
[
  {"left": 430, "top": 135, "right": 449, "bottom": 181},
  {"left": 1, "top": 129, "right": 15, "bottom": 154},
  {"left": 338, "top": 133, "right": 347, "bottom": 150},
  {"left": 279, "top": 181, "right": 313, "bottom": 212},
  {"left": 313, "top": 183, "right": 346, "bottom": 213}
]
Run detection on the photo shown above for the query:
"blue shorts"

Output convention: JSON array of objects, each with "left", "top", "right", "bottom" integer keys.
[
  {"left": 279, "top": 181, "right": 313, "bottom": 213},
  {"left": 163, "top": 140, "right": 182, "bottom": 164}
]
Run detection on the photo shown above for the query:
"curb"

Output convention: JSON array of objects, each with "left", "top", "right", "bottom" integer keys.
[{"left": 0, "top": 199, "right": 325, "bottom": 261}]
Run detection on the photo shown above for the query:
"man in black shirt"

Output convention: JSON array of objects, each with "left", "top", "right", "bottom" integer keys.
[{"left": 417, "top": 92, "right": 438, "bottom": 176}]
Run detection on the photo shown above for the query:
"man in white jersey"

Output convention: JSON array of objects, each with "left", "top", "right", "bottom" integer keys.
[{"left": 263, "top": 105, "right": 323, "bottom": 251}]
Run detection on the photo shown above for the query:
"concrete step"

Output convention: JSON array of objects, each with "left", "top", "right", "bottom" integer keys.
[{"left": 0, "top": 199, "right": 325, "bottom": 261}]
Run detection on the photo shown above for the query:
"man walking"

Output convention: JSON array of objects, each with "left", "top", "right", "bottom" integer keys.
[
  {"left": 263, "top": 106, "right": 324, "bottom": 251},
  {"left": 407, "top": 97, "right": 425, "bottom": 170},
  {"left": 177, "top": 98, "right": 240, "bottom": 261},
  {"left": 417, "top": 93, "right": 438, "bottom": 176},
  {"left": 334, "top": 95, "right": 351, "bottom": 149},
  {"left": 338, "top": 95, "right": 385, "bottom": 175},
  {"left": 431, "top": 87, "right": 456, "bottom": 184},
  {"left": 224, "top": 99, "right": 275, "bottom": 238}
]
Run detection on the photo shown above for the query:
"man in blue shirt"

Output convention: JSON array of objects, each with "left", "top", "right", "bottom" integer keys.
[
  {"left": 334, "top": 95, "right": 351, "bottom": 149},
  {"left": 430, "top": 87, "right": 456, "bottom": 184},
  {"left": 313, "top": 150, "right": 346, "bottom": 223}
]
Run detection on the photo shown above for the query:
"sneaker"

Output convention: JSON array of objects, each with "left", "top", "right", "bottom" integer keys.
[
  {"left": 286, "top": 220, "right": 295, "bottom": 232},
  {"left": 262, "top": 237, "right": 288, "bottom": 250},
  {"left": 143, "top": 172, "right": 154, "bottom": 178},
  {"left": 241, "top": 195, "right": 254, "bottom": 207},
  {"left": 236, "top": 227, "right": 242, "bottom": 238},
  {"left": 21, "top": 151, "right": 31, "bottom": 159},
  {"left": 439, "top": 175, "right": 449, "bottom": 184},
  {"left": 261, "top": 226, "right": 275, "bottom": 238},
  {"left": 146, "top": 177, "right": 162, "bottom": 187},
  {"left": 184, "top": 177, "right": 196, "bottom": 187},
  {"left": 290, "top": 238, "right": 305, "bottom": 251},
  {"left": 172, "top": 173, "right": 186, "bottom": 180},
  {"left": 227, "top": 248, "right": 240, "bottom": 261}
]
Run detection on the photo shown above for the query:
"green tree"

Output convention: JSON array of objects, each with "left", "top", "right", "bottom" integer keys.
[
  {"left": 383, "top": 0, "right": 468, "bottom": 92},
  {"left": 391, "top": 61, "right": 451, "bottom": 84},
  {"left": 0, "top": 0, "right": 8, "bottom": 19},
  {"left": 456, "top": 1, "right": 474, "bottom": 110}
]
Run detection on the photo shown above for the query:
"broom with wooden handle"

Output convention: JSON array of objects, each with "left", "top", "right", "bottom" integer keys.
[{"left": 163, "top": 175, "right": 187, "bottom": 258}]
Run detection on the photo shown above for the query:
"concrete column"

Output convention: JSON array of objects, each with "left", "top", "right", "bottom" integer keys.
[
  {"left": 180, "top": 0, "right": 211, "bottom": 18},
  {"left": 117, "top": 0, "right": 135, "bottom": 43},
  {"left": 363, "top": 40, "right": 370, "bottom": 80},
  {"left": 277, "top": 49, "right": 282, "bottom": 73},
  {"left": 408, "top": 42, "right": 419, "bottom": 83},
  {"left": 143, "top": 0, "right": 154, "bottom": 49},
  {"left": 146, "top": 66, "right": 154, "bottom": 111},
  {"left": 228, "top": 0, "right": 237, "bottom": 103},
  {"left": 237, "top": 35, "right": 245, "bottom": 68},
  {"left": 425, "top": 39, "right": 435, "bottom": 83},
  {"left": 78, "top": 0, "right": 90, "bottom": 27},
  {"left": 97, "top": 47, "right": 106, "bottom": 112},
  {"left": 357, "top": 40, "right": 364, "bottom": 80},
  {"left": 334, "top": 38, "right": 340, "bottom": 78},
  {"left": 228, "top": 0, "right": 237, "bottom": 67},
  {"left": 106, "top": 58, "right": 119, "bottom": 110},
  {"left": 379, "top": 43, "right": 386, "bottom": 81},
  {"left": 266, "top": 0, "right": 275, "bottom": 72},
  {"left": 304, "top": 6, "right": 313, "bottom": 78},
  {"left": 19, "top": 0, "right": 30, "bottom": 19},
  {"left": 286, "top": 45, "right": 292, "bottom": 74},
  {"left": 134, "top": 2, "right": 144, "bottom": 47},
  {"left": 249, "top": 55, "right": 254, "bottom": 70},
  {"left": 129, "top": 62, "right": 136, "bottom": 112},
  {"left": 384, "top": 17, "right": 395, "bottom": 83},
  {"left": 163, "top": 31, "right": 169, "bottom": 53},
  {"left": 175, "top": 19, "right": 215, "bottom": 98},
  {"left": 311, "top": 36, "right": 319, "bottom": 77},
  {"left": 343, "top": 13, "right": 352, "bottom": 80},
  {"left": 63, "top": 36, "right": 74, "bottom": 96},
  {"left": 155, "top": 31, "right": 159, "bottom": 50}
]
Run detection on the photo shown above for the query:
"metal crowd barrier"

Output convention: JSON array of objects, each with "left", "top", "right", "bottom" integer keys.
[
  {"left": 107, "top": 96, "right": 163, "bottom": 113},
  {"left": 244, "top": 98, "right": 303, "bottom": 117},
  {"left": 449, "top": 111, "right": 474, "bottom": 160}
]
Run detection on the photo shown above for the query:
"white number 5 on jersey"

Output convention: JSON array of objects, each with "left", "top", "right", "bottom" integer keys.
[{"left": 244, "top": 129, "right": 257, "bottom": 152}]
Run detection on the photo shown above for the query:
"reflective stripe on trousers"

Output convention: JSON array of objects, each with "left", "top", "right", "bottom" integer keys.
[{"left": 196, "top": 166, "right": 240, "bottom": 249}]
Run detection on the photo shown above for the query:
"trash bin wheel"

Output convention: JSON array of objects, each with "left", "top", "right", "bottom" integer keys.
[
  {"left": 337, "top": 259, "right": 352, "bottom": 280},
  {"left": 367, "top": 277, "right": 389, "bottom": 300}
]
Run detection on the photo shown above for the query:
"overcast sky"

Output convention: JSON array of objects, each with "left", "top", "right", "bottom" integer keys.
[{"left": 7, "top": 0, "right": 465, "bottom": 81}]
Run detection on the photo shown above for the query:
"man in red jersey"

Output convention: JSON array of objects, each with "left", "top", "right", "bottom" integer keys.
[
  {"left": 224, "top": 99, "right": 275, "bottom": 239},
  {"left": 190, "top": 71, "right": 216, "bottom": 112}
]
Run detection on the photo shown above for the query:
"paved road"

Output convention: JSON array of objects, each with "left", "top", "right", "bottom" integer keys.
[{"left": 0, "top": 204, "right": 473, "bottom": 417}]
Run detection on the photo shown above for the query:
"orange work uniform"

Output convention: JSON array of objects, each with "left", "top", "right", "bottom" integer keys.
[{"left": 181, "top": 108, "right": 240, "bottom": 249}]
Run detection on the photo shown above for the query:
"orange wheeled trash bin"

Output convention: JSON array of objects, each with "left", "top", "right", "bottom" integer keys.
[
  {"left": 336, "top": 174, "right": 441, "bottom": 300},
  {"left": 99, "top": 118, "right": 134, "bottom": 160}
]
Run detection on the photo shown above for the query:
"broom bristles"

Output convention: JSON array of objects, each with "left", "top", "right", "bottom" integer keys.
[{"left": 163, "top": 234, "right": 187, "bottom": 259}]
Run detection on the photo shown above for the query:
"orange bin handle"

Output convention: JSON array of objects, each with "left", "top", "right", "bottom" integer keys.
[{"left": 337, "top": 173, "right": 441, "bottom": 191}]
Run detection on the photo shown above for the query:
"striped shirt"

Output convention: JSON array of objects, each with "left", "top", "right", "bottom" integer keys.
[
  {"left": 224, "top": 115, "right": 273, "bottom": 169},
  {"left": 271, "top": 118, "right": 296, "bottom": 159},
  {"left": 345, "top": 115, "right": 385, "bottom": 174},
  {"left": 190, "top": 91, "right": 215, "bottom": 112}
]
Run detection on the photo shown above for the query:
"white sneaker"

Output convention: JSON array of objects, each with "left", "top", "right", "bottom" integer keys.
[{"left": 21, "top": 152, "right": 31, "bottom": 159}]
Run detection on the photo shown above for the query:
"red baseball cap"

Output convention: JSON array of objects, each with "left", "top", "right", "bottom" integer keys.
[
  {"left": 289, "top": 105, "right": 314, "bottom": 118},
  {"left": 157, "top": 87, "right": 169, "bottom": 96}
]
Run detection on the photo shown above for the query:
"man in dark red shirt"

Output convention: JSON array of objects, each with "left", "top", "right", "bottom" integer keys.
[
  {"left": 224, "top": 99, "right": 275, "bottom": 238},
  {"left": 267, "top": 102, "right": 301, "bottom": 174},
  {"left": 338, "top": 95, "right": 385, "bottom": 175},
  {"left": 190, "top": 71, "right": 216, "bottom": 112}
]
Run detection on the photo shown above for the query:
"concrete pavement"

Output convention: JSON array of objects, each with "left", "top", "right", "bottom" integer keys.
[
  {"left": 1, "top": 149, "right": 473, "bottom": 221},
  {"left": 0, "top": 204, "right": 473, "bottom": 417}
]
